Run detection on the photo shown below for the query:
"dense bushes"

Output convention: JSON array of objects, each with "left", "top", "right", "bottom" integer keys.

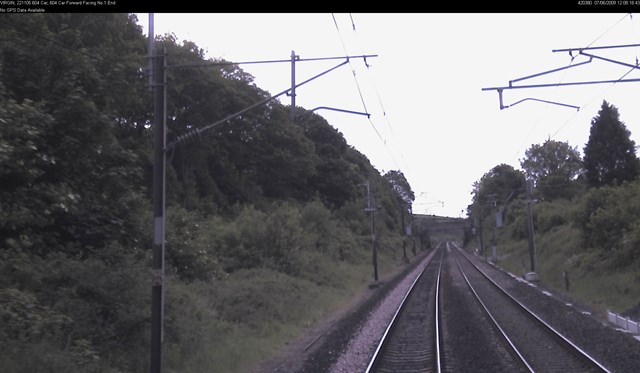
[
  {"left": 165, "top": 200, "right": 366, "bottom": 285},
  {"left": 573, "top": 181, "right": 640, "bottom": 267},
  {"left": 0, "top": 14, "right": 415, "bottom": 372},
  {"left": 485, "top": 177, "right": 640, "bottom": 320}
]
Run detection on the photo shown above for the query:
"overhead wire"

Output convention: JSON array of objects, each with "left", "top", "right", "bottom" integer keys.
[
  {"left": 344, "top": 14, "right": 412, "bottom": 174},
  {"left": 347, "top": 14, "right": 401, "bottom": 155},
  {"left": 549, "top": 13, "right": 635, "bottom": 140},
  {"left": 550, "top": 65, "right": 637, "bottom": 139},
  {"left": 584, "top": 13, "right": 632, "bottom": 49},
  {"left": 511, "top": 13, "right": 635, "bottom": 164},
  {"left": 334, "top": 13, "right": 426, "bottom": 210},
  {"left": 344, "top": 14, "right": 426, "bottom": 210},
  {"left": 330, "top": 14, "right": 375, "bottom": 137},
  {"left": 330, "top": 13, "right": 404, "bottom": 173},
  {"left": 344, "top": 14, "right": 394, "bottom": 136},
  {"left": 509, "top": 34, "right": 584, "bottom": 163}
]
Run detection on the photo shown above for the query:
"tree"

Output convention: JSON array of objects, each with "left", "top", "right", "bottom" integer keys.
[
  {"left": 384, "top": 170, "right": 415, "bottom": 208},
  {"left": 0, "top": 14, "right": 151, "bottom": 371},
  {"left": 470, "top": 164, "right": 525, "bottom": 251},
  {"left": 298, "top": 112, "right": 366, "bottom": 209},
  {"left": 472, "top": 163, "right": 526, "bottom": 209},
  {"left": 583, "top": 100, "right": 640, "bottom": 188},
  {"left": 520, "top": 139, "right": 583, "bottom": 200},
  {"left": 384, "top": 170, "right": 416, "bottom": 257},
  {"left": 0, "top": 13, "right": 413, "bottom": 371}
]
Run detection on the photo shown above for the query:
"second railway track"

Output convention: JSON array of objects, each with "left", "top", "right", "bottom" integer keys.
[
  {"left": 365, "top": 241, "right": 611, "bottom": 373},
  {"left": 450, "top": 243, "right": 610, "bottom": 372}
]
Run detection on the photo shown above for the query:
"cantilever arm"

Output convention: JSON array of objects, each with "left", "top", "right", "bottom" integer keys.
[{"left": 502, "top": 97, "right": 580, "bottom": 111}]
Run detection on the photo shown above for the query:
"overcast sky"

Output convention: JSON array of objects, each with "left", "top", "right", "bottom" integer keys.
[{"left": 136, "top": 13, "right": 640, "bottom": 218}]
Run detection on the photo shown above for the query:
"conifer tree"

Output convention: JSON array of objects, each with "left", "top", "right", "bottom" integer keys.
[{"left": 583, "top": 100, "right": 640, "bottom": 188}]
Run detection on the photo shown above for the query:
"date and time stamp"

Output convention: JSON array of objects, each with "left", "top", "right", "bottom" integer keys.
[
  {"left": 0, "top": 1, "right": 638, "bottom": 14},
  {"left": 577, "top": 0, "right": 640, "bottom": 5},
  {"left": 0, "top": 0, "right": 118, "bottom": 13},
  {"left": 1, "top": 1, "right": 639, "bottom": 12}
]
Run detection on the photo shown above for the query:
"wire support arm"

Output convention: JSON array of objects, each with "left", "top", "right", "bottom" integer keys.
[
  {"left": 166, "top": 60, "right": 351, "bottom": 150},
  {"left": 166, "top": 54, "right": 378, "bottom": 69},
  {"left": 483, "top": 42, "right": 640, "bottom": 111},
  {"left": 508, "top": 58, "right": 592, "bottom": 86},
  {"left": 502, "top": 97, "right": 580, "bottom": 111},
  {"left": 578, "top": 51, "right": 640, "bottom": 71},
  {"left": 483, "top": 77, "right": 640, "bottom": 92},
  {"left": 552, "top": 43, "right": 640, "bottom": 53},
  {"left": 297, "top": 106, "right": 371, "bottom": 121}
]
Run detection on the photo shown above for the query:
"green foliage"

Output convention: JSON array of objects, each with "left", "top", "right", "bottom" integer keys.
[
  {"left": 299, "top": 199, "right": 359, "bottom": 262},
  {"left": 299, "top": 113, "right": 366, "bottom": 208},
  {"left": 190, "top": 200, "right": 366, "bottom": 282},
  {"left": 211, "top": 203, "right": 301, "bottom": 274},
  {"left": 472, "top": 103, "right": 640, "bottom": 328},
  {"left": 472, "top": 164, "right": 525, "bottom": 207},
  {"left": 469, "top": 163, "right": 526, "bottom": 245},
  {"left": 493, "top": 178, "right": 640, "bottom": 321},
  {"left": 572, "top": 181, "right": 640, "bottom": 267},
  {"left": 0, "top": 14, "right": 149, "bottom": 372},
  {"left": 0, "top": 245, "right": 149, "bottom": 372},
  {"left": 213, "top": 268, "right": 318, "bottom": 329},
  {"left": 534, "top": 199, "right": 571, "bottom": 234},
  {"left": 502, "top": 199, "right": 529, "bottom": 240},
  {"left": 0, "top": 98, "right": 55, "bottom": 248},
  {"left": 1, "top": 15, "right": 148, "bottom": 252},
  {"left": 0, "top": 13, "right": 414, "bottom": 373},
  {"left": 384, "top": 170, "right": 416, "bottom": 206},
  {"left": 162, "top": 279, "right": 236, "bottom": 372},
  {"left": 164, "top": 206, "right": 227, "bottom": 282},
  {"left": 583, "top": 100, "right": 640, "bottom": 188},
  {"left": 0, "top": 287, "right": 71, "bottom": 345},
  {"left": 162, "top": 260, "right": 375, "bottom": 372},
  {"left": 520, "top": 139, "right": 583, "bottom": 201}
]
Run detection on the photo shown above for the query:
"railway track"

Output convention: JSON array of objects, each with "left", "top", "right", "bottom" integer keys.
[
  {"left": 364, "top": 241, "right": 611, "bottom": 373},
  {"left": 449, "top": 243, "right": 610, "bottom": 372},
  {"left": 365, "top": 242, "right": 445, "bottom": 373}
]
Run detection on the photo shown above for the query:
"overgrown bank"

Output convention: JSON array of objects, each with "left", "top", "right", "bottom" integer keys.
[
  {"left": 0, "top": 14, "right": 425, "bottom": 372},
  {"left": 467, "top": 179, "right": 640, "bottom": 324}
]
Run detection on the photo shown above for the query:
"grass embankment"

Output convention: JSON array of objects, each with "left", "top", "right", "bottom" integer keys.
[
  {"left": 486, "top": 223, "right": 640, "bottom": 320},
  {"left": 163, "top": 239, "right": 421, "bottom": 373}
]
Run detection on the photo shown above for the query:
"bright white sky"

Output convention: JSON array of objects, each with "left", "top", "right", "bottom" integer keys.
[{"left": 136, "top": 13, "right": 640, "bottom": 218}]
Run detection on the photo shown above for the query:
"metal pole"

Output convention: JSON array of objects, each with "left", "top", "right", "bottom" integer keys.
[
  {"left": 148, "top": 13, "right": 154, "bottom": 90},
  {"left": 365, "top": 181, "right": 378, "bottom": 282},
  {"left": 526, "top": 179, "right": 537, "bottom": 272},
  {"left": 410, "top": 211, "right": 416, "bottom": 256},
  {"left": 477, "top": 207, "right": 484, "bottom": 255},
  {"left": 150, "top": 48, "right": 166, "bottom": 373},
  {"left": 372, "top": 202, "right": 378, "bottom": 282},
  {"left": 401, "top": 203, "right": 407, "bottom": 261},
  {"left": 290, "top": 50, "right": 297, "bottom": 124},
  {"left": 492, "top": 212, "right": 496, "bottom": 262},
  {"left": 143, "top": 46, "right": 375, "bottom": 371}
]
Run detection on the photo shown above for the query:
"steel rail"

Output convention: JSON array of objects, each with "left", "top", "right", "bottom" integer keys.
[
  {"left": 365, "top": 243, "right": 445, "bottom": 373},
  {"left": 452, "top": 244, "right": 611, "bottom": 373},
  {"left": 452, "top": 249, "right": 535, "bottom": 372}
]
